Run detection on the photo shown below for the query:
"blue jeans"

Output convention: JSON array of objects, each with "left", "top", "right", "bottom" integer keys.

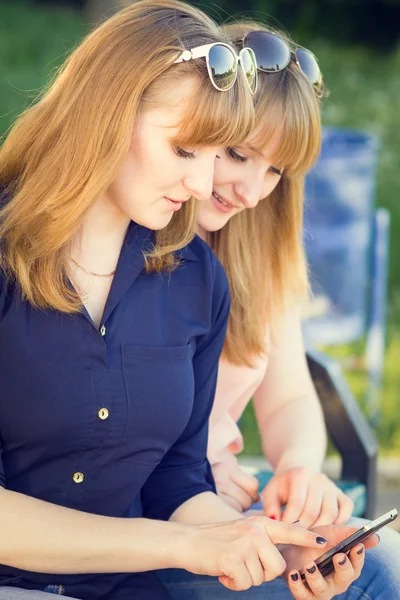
[
  {"left": 156, "top": 518, "right": 400, "bottom": 599},
  {"left": 0, "top": 589, "right": 77, "bottom": 599}
]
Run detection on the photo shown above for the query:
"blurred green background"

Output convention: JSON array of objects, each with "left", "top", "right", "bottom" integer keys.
[{"left": 0, "top": 0, "right": 399, "bottom": 454}]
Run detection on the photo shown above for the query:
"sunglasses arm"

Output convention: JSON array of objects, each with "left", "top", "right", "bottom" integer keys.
[
  {"left": 174, "top": 43, "right": 215, "bottom": 64},
  {"left": 174, "top": 43, "right": 240, "bottom": 64}
]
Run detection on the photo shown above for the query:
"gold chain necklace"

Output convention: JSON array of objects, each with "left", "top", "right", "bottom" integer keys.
[{"left": 70, "top": 257, "right": 116, "bottom": 278}]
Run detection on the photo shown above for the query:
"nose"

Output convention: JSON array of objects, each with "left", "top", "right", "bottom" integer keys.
[
  {"left": 233, "top": 179, "right": 262, "bottom": 209},
  {"left": 183, "top": 158, "right": 215, "bottom": 202}
]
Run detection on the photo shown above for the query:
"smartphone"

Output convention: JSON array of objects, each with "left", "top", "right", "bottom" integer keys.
[{"left": 300, "top": 508, "right": 398, "bottom": 580}]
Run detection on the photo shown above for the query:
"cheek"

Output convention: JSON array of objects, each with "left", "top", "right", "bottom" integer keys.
[
  {"left": 213, "top": 158, "right": 238, "bottom": 185},
  {"left": 262, "top": 176, "right": 281, "bottom": 200}
]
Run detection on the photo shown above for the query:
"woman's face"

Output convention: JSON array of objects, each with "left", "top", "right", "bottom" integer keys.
[
  {"left": 196, "top": 127, "right": 284, "bottom": 234},
  {"left": 103, "top": 78, "right": 221, "bottom": 231}
]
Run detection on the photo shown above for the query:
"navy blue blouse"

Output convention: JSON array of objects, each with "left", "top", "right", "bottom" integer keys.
[{"left": 0, "top": 221, "right": 230, "bottom": 599}]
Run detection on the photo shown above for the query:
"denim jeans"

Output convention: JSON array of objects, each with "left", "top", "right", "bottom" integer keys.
[
  {"left": 156, "top": 518, "right": 400, "bottom": 599},
  {"left": 0, "top": 588, "right": 77, "bottom": 599}
]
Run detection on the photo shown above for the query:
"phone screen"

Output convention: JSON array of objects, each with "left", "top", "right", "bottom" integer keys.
[{"left": 300, "top": 508, "right": 398, "bottom": 580}]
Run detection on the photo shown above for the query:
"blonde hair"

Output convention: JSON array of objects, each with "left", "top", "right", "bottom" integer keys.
[
  {"left": 212, "top": 21, "right": 322, "bottom": 366},
  {"left": 0, "top": 0, "right": 254, "bottom": 313}
]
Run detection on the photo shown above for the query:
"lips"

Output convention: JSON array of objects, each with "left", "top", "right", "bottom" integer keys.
[
  {"left": 164, "top": 196, "right": 186, "bottom": 212},
  {"left": 165, "top": 196, "right": 189, "bottom": 203},
  {"left": 211, "top": 191, "right": 241, "bottom": 214}
]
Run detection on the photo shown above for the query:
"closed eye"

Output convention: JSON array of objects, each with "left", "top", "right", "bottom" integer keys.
[
  {"left": 269, "top": 165, "right": 283, "bottom": 176},
  {"left": 174, "top": 146, "right": 196, "bottom": 160},
  {"left": 226, "top": 148, "right": 247, "bottom": 163}
]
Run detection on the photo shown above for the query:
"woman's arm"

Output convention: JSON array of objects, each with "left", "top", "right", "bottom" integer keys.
[
  {"left": 253, "top": 311, "right": 327, "bottom": 473},
  {"left": 253, "top": 312, "right": 353, "bottom": 526},
  {"left": 0, "top": 487, "right": 186, "bottom": 573},
  {"left": 0, "top": 486, "right": 330, "bottom": 594},
  {"left": 170, "top": 490, "right": 243, "bottom": 524}
]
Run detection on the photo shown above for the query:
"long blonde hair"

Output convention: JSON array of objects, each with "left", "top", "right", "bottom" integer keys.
[
  {"left": 0, "top": 0, "right": 254, "bottom": 313},
  {"left": 212, "top": 21, "right": 322, "bottom": 366}
]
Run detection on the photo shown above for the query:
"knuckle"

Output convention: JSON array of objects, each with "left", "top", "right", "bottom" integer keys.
[
  {"left": 247, "top": 515, "right": 267, "bottom": 531},
  {"left": 263, "top": 565, "right": 284, "bottom": 582},
  {"left": 253, "top": 572, "right": 264, "bottom": 587},
  {"left": 319, "top": 507, "right": 339, "bottom": 523},
  {"left": 234, "top": 577, "right": 251, "bottom": 591},
  {"left": 239, "top": 517, "right": 258, "bottom": 533},
  {"left": 335, "top": 556, "right": 352, "bottom": 575},
  {"left": 241, "top": 495, "right": 253, "bottom": 510},
  {"left": 316, "top": 472, "right": 328, "bottom": 484},
  {"left": 296, "top": 466, "right": 309, "bottom": 478},
  {"left": 226, "top": 551, "right": 244, "bottom": 568},
  {"left": 286, "top": 498, "right": 304, "bottom": 514},
  {"left": 248, "top": 477, "right": 260, "bottom": 493},
  {"left": 272, "top": 556, "right": 286, "bottom": 578},
  {"left": 342, "top": 494, "right": 355, "bottom": 509},
  {"left": 311, "top": 579, "right": 328, "bottom": 594},
  {"left": 302, "top": 506, "right": 321, "bottom": 523}
]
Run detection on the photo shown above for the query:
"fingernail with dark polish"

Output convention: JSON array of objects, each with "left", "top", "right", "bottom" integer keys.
[
  {"left": 316, "top": 536, "right": 327, "bottom": 544},
  {"left": 291, "top": 573, "right": 299, "bottom": 582},
  {"left": 292, "top": 519, "right": 301, "bottom": 524},
  {"left": 338, "top": 557, "right": 347, "bottom": 565},
  {"left": 357, "top": 547, "right": 364, "bottom": 555},
  {"left": 307, "top": 566, "right": 317, "bottom": 574}
]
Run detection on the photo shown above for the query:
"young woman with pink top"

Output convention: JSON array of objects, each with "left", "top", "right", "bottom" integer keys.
[
  {"left": 202, "top": 22, "right": 348, "bottom": 526},
  {"left": 157, "top": 19, "right": 400, "bottom": 600}
]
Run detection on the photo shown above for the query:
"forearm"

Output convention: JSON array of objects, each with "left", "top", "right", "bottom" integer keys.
[
  {"left": 261, "top": 394, "right": 327, "bottom": 473},
  {"left": 0, "top": 489, "right": 187, "bottom": 574},
  {"left": 170, "top": 491, "right": 243, "bottom": 525}
]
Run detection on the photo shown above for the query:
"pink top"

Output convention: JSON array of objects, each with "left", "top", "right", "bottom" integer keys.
[
  {"left": 207, "top": 309, "right": 315, "bottom": 465},
  {"left": 207, "top": 354, "right": 268, "bottom": 463}
]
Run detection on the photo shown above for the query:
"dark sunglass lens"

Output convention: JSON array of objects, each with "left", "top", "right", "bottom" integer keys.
[
  {"left": 244, "top": 31, "right": 290, "bottom": 72},
  {"left": 208, "top": 44, "right": 237, "bottom": 91},
  {"left": 296, "top": 48, "right": 321, "bottom": 85},
  {"left": 240, "top": 48, "right": 258, "bottom": 93}
]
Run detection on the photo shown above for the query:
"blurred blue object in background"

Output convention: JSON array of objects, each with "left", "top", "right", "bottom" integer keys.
[{"left": 303, "top": 127, "right": 390, "bottom": 423}]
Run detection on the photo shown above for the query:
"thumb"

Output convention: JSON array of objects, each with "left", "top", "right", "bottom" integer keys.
[
  {"left": 262, "top": 479, "right": 283, "bottom": 522},
  {"left": 263, "top": 519, "right": 328, "bottom": 549}
]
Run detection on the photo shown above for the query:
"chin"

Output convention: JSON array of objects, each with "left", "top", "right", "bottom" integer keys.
[
  {"left": 139, "top": 212, "right": 174, "bottom": 231},
  {"left": 196, "top": 211, "right": 230, "bottom": 234}
]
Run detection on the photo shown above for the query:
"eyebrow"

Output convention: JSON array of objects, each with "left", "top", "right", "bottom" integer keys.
[{"left": 247, "top": 144, "right": 284, "bottom": 176}]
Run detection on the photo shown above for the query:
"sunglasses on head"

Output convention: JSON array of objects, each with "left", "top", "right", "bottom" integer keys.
[
  {"left": 241, "top": 30, "right": 323, "bottom": 98},
  {"left": 174, "top": 42, "right": 258, "bottom": 94}
]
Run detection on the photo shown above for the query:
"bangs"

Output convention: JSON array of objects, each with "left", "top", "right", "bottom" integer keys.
[
  {"left": 252, "top": 68, "right": 321, "bottom": 177},
  {"left": 171, "top": 70, "right": 254, "bottom": 149}
]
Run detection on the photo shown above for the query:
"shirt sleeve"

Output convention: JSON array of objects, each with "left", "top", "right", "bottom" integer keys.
[{"left": 141, "top": 255, "right": 230, "bottom": 521}]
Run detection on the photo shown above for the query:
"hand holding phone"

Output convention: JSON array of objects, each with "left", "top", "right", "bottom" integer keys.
[{"left": 299, "top": 508, "right": 398, "bottom": 580}]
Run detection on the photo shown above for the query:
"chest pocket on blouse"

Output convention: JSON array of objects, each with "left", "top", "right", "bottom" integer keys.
[{"left": 120, "top": 343, "right": 194, "bottom": 465}]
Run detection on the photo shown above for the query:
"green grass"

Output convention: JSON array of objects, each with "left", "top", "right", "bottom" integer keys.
[
  {"left": 1, "top": 2, "right": 400, "bottom": 453},
  {"left": 0, "top": 2, "right": 85, "bottom": 137}
]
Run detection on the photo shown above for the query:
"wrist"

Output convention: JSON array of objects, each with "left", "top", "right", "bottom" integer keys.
[
  {"left": 124, "top": 518, "right": 194, "bottom": 571},
  {"left": 158, "top": 521, "right": 194, "bottom": 569},
  {"left": 167, "top": 523, "right": 202, "bottom": 572},
  {"left": 275, "top": 450, "right": 323, "bottom": 475}
]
